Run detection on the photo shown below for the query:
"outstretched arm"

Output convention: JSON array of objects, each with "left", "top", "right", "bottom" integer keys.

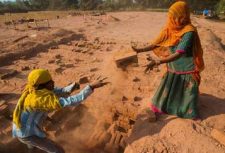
[
  {"left": 59, "top": 85, "right": 93, "bottom": 107},
  {"left": 159, "top": 52, "right": 182, "bottom": 64},
  {"left": 54, "top": 82, "right": 80, "bottom": 95},
  {"left": 59, "top": 81, "right": 108, "bottom": 107},
  {"left": 144, "top": 52, "right": 182, "bottom": 73},
  {"left": 131, "top": 44, "right": 158, "bottom": 53},
  {"left": 144, "top": 32, "right": 194, "bottom": 73}
]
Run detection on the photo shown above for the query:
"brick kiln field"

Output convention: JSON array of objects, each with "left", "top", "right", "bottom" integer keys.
[{"left": 0, "top": 11, "right": 225, "bottom": 153}]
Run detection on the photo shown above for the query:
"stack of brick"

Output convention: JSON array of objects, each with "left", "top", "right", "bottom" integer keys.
[{"left": 88, "top": 100, "right": 140, "bottom": 151}]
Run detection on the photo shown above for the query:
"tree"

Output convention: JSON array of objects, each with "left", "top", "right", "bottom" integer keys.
[
  {"left": 64, "top": 0, "right": 79, "bottom": 8},
  {"left": 118, "top": 0, "right": 134, "bottom": 8},
  {"left": 216, "top": 0, "right": 225, "bottom": 13},
  {"left": 28, "top": 0, "right": 50, "bottom": 10},
  {"left": 79, "top": 0, "right": 103, "bottom": 10}
]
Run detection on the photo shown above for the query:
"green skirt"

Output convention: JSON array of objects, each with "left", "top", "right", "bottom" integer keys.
[{"left": 151, "top": 72, "right": 199, "bottom": 119}]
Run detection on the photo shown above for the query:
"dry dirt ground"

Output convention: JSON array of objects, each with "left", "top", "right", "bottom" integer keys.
[{"left": 0, "top": 11, "right": 225, "bottom": 153}]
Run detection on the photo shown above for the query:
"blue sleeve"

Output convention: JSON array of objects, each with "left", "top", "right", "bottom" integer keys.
[
  {"left": 59, "top": 85, "right": 93, "bottom": 107},
  {"left": 53, "top": 83, "right": 76, "bottom": 94}
]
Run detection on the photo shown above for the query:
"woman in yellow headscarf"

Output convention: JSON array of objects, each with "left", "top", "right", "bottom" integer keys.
[
  {"left": 12, "top": 69, "right": 107, "bottom": 153},
  {"left": 132, "top": 1, "right": 204, "bottom": 119}
]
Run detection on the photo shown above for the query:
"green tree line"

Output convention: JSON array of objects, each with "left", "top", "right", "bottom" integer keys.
[{"left": 0, "top": 0, "right": 224, "bottom": 13}]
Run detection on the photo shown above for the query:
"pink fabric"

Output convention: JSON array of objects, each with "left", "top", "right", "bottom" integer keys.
[
  {"left": 167, "top": 68, "right": 197, "bottom": 74},
  {"left": 176, "top": 49, "right": 185, "bottom": 54},
  {"left": 150, "top": 103, "right": 165, "bottom": 114},
  {"left": 166, "top": 65, "right": 198, "bottom": 75}
]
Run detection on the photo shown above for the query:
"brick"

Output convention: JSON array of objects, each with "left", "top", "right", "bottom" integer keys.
[
  {"left": 119, "top": 137, "right": 126, "bottom": 148},
  {"left": 0, "top": 104, "right": 9, "bottom": 116},
  {"left": 211, "top": 129, "right": 225, "bottom": 146},
  {"left": 117, "top": 126, "right": 127, "bottom": 133},
  {"left": 48, "top": 59, "right": 55, "bottom": 64},
  {"left": 77, "top": 41, "right": 86, "bottom": 47},
  {"left": 0, "top": 70, "right": 18, "bottom": 80},
  {"left": 50, "top": 46, "right": 59, "bottom": 49},
  {"left": 2, "top": 126, "right": 12, "bottom": 135},
  {"left": 114, "top": 132, "right": 122, "bottom": 145},
  {"left": 119, "top": 122, "right": 130, "bottom": 130},
  {"left": 64, "top": 64, "right": 74, "bottom": 68},
  {"left": 114, "top": 50, "right": 138, "bottom": 68},
  {"left": 109, "top": 131, "right": 117, "bottom": 146},
  {"left": 54, "top": 67, "right": 64, "bottom": 73},
  {"left": 121, "top": 96, "right": 128, "bottom": 102},
  {"left": 0, "top": 100, "right": 6, "bottom": 107},
  {"left": 98, "top": 132, "right": 111, "bottom": 145},
  {"left": 107, "top": 123, "right": 117, "bottom": 133},
  {"left": 133, "top": 96, "right": 142, "bottom": 102},
  {"left": 55, "top": 54, "right": 61, "bottom": 59},
  {"left": 90, "top": 68, "right": 98, "bottom": 72},
  {"left": 95, "top": 131, "right": 105, "bottom": 144},
  {"left": 21, "top": 66, "right": 30, "bottom": 71},
  {"left": 133, "top": 77, "right": 140, "bottom": 82}
]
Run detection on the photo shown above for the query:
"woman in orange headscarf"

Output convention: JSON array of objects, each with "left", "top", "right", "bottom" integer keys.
[{"left": 132, "top": 1, "right": 204, "bottom": 119}]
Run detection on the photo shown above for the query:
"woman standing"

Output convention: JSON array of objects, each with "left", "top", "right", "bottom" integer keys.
[{"left": 132, "top": 1, "right": 204, "bottom": 119}]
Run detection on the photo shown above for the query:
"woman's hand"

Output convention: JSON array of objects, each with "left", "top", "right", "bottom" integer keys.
[
  {"left": 131, "top": 41, "right": 142, "bottom": 53},
  {"left": 131, "top": 42, "right": 157, "bottom": 53},
  {"left": 144, "top": 60, "right": 161, "bottom": 73},
  {"left": 131, "top": 45, "right": 142, "bottom": 53}
]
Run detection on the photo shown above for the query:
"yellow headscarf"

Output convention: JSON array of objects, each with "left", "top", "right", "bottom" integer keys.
[
  {"left": 13, "top": 69, "right": 62, "bottom": 129},
  {"left": 152, "top": 1, "right": 204, "bottom": 72}
]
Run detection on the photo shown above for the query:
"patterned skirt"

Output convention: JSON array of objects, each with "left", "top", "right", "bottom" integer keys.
[{"left": 151, "top": 72, "right": 199, "bottom": 119}]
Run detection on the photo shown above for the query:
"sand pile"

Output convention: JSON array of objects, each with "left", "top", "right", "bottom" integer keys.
[{"left": 125, "top": 118, "right": 225, "bottom": 153}]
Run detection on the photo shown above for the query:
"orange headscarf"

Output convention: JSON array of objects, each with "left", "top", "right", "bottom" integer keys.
[{"left": 152, "top": 1, "right": 204, "bottom": 73}]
